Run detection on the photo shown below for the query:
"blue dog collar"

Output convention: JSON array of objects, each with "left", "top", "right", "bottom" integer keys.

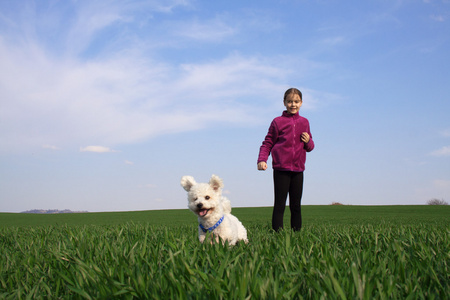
[{"left": 199, "top": 215, "right": 224, "bottom": 233}]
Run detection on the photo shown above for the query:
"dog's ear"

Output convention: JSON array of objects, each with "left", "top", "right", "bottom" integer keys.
[
  {"left": 209, "top": 174, "right": 224, "bottom": 191},
  {"left": 180, "top": 176, "right": 196, "bottom": 191}
]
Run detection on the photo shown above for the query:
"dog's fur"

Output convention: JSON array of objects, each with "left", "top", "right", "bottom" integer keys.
[{"left": 180, "top": 174, "right": 248, "bottom": 245}]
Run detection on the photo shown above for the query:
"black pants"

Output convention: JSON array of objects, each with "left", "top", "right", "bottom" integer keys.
[{"left": 272, "top": 170, "right": 304, "bottom": 232}]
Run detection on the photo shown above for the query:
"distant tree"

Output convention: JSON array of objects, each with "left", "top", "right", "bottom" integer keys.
[
  {"left": 21, "top": 209, "right": 88, "bottom": 214},
  {"left": 331, "top": 202, "right": 344, "bottom": 205},
  {"left": 427, "top": 198, "right": 448, "bottom": 205}
]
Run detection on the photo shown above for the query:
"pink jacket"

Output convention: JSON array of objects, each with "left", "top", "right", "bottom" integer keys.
[{"left": 258, "top": 111, "right": 314, "bottom": 172}]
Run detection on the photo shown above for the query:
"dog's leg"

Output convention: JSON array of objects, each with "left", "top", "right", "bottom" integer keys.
[{"left": 199, "top": 233, "right": 206, "bottom": 243}]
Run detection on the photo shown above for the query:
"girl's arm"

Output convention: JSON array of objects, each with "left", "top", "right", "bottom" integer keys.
[
  {"left": 302, "top": 121, "right": 314, "bottom": 152},
  {"left": 257, "top": 121, "right": 278, "bottom": 169},
  {"left": 302, "top": 133, "right": 314, "bottom": 152}
]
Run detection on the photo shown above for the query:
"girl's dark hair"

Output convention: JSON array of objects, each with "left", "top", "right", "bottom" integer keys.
[{"left": 284, "top": 88, "right": 302, "bottom": 101}]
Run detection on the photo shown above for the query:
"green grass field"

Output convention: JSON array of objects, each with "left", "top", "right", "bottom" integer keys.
[{"left": 1, "top": 206, "right": 449, "bottom": 299}]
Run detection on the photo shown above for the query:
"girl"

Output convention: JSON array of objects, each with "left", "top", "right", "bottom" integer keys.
[{"left": 257, "top": 88, "right": 314, "bottom": 232}]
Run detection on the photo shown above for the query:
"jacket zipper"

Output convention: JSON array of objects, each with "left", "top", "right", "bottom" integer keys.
[{"left": 292, "top": 118, "right": 296, "bottom": 171}]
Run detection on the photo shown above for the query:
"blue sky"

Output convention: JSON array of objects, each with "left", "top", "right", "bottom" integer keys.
[{"left": 1, "top": 0, "right": 449, "bottom": 212}]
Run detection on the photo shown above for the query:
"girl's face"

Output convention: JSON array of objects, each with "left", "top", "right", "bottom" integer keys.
[{"left": 284, "top": 93, "right": 302, "bottom": 114}]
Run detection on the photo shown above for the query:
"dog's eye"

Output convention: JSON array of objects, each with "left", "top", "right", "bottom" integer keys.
[
  {"left": 194, "top": 197, "right": 198, "bottom": 201},
  {"left": 205, "top": 196, "right": 210, "bottom": 200}
]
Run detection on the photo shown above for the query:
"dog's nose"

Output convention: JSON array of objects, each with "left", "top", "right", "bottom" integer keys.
[{"left": 197, "top": 203, "right": 203, "bottom": 209}]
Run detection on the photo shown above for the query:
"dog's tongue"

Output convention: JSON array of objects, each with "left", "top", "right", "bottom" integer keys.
[{"left": 198, "top": 209, "right": 208, "bottom": 217}]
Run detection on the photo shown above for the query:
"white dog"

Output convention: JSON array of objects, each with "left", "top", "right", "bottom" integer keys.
[{"left": 180, "top": 174, "right": 248, "bottom": 245}]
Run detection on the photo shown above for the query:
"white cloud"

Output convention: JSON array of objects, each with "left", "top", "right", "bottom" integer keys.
[
  {"left": 152, "top": 0, "right": 192, "bottom": 13},
  {"left": 0, "top": 37, "right": 296, "bottom": 153},
  {"left": 0, "top": 1, "right": 332, "bottom": 154},
  {"left": 80, "top": 146, "right": 118, "bottom": 153},
  {"left": 430, "top": 146, "right": 450, "bottom": 157},
  {"left": 171, "top": 17, "right": 236, "bottom": 42},
  {"left": 125, "top": 160, "right": 134, "bottom": 165}
]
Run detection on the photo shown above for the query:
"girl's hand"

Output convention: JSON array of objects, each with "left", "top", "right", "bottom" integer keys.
[
  {"left": 257, "top": 162, "right": 267, "bottom": 171},
  {"left": 301, "top": 132, "right": 310, "bottom": 143}
]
